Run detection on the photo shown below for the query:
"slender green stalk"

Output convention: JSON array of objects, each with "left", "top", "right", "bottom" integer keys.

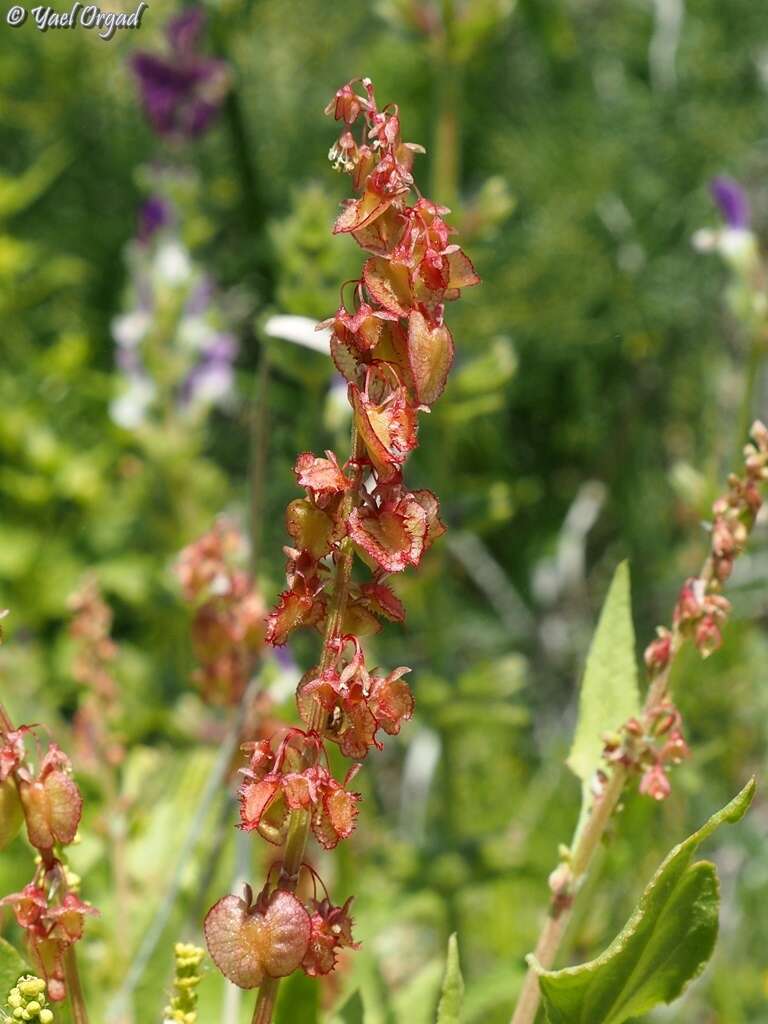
[
  {"left": 509, "top": 767, "right": 627, "bottom": 1024},
  {"left": 251, "top": 978, "right": 279, "bottom": 1024},
  {"left": 431, "top": 0, "right": 461, "bottom": 210},
  {"left": 249, "top": 339, "right": 271, "bottom": 573},
  {"left": 63, "top": 946, "right": 89, "bottom": 1024},
  {"left": 737, "top": 336, "right": 764, "bottom": 462}
]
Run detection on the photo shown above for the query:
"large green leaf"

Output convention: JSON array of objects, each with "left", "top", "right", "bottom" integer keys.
[
  {"left": 0, "top": 937, "right": 27, "bottom": 1001},
  {"left": 536, "top": 779, "right": 755, "bottom": 1024},
  {"left": 436, "top": 934, "right": 464, "bottom": 1024},
  {"left": 567, "top": 561, "right": 640, "bottom": 784}
]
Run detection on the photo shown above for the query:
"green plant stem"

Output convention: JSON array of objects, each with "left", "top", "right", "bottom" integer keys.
[
  {"left": 249, "top": 338, "right": 271, "bottom": 573},
  {"left": 510, "top": 554, "right": 715, "bottom": 1024},
  {"left": 64, "top": 945, "right": 89, "bottom": 1024},
  {"left": 252, "top": 977, "right": 279, "bottom": 1024},
  {"left": 737, "top": 336, "right": 764, "bottom": 463},
  {"left": 510, "top": 765, "right": 627, "bottom": 1024},
  {"left": 431, "top": 2, "right": 461, "bottom": 210},
  {"left": 251, "top": 427, "right": 363, "bottom": 1024}
]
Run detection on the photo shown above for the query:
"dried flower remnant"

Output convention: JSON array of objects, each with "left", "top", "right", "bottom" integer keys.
[
  {"left": 130, "top": 6, "right": 230, "bottom": 140},
  {"left": 0, "top": 706, "right": 96, "bottom": 1004},
  {"left": 175, "top": 519, "right": 266, "bottom": 705},
  {"left": 204, "top": 78, "right": 478, "bottom": 1018}
]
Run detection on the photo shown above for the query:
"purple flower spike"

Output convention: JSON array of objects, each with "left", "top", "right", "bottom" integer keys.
[
  {"left": 711, "top": 176, "right": 750, "bottom": 230},
  {"left": 130, "top": 5, "right": 230, "bottom": 141},
  {"left": 180, "top": 332, "right": 239, "bottom": 409},
  {"left": 138, "top": 196, "right": 171, "bottom": 243}
]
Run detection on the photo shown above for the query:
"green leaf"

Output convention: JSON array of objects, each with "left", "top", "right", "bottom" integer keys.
[
  {"left": 436, "top": 934, "right": 464, "bottom": 1024},
  {"left": 274, "top": 969, "right": 319, "bottom": 1024},
  {"left": 0, "top": 937, "right": 27, "bottom": 1001},
  {"left": 567, "top": 561, "right": 640, "bottom": 784},
  {"left": 536, "top": 779, "right": 756, "bottom": 1024}
]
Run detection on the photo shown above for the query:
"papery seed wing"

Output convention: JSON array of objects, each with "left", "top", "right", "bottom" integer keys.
[{"left": 204, "top": 895, "right": 265, "bottom": 989}]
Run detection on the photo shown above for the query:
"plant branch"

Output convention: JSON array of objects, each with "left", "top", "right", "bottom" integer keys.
[{"left": 510, "top": 554, "right": 714, "bottom": 1024}]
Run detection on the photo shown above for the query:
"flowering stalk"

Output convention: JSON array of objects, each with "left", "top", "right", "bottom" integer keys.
[
  {"left": 203, "top": 78, "right": 478, "bottom": 1023},
  {"left": 162, "top": 943, "right": 205, "bottom": 1024},
  {"left": 511, "top": 420, "right": 768, "bottom": 1024},
  {"left": 0, "top": 701, "right": 96, "bottom": 1023}
]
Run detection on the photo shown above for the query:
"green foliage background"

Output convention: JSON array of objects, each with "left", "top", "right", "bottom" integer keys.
[{"left": 1, "top": 0, "right": 767, "bottom": 1021}]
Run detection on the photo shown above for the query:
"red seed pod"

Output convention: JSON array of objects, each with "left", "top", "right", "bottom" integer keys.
[
  {"left": 694, "top": 615, "right": 722, "bottom": 659},
  {"left": 643, "top": 628, "right": 672, "bottom": 674},
  {"left": 204, "top": 889, "right": 311, "bottom": 989},
  {"left": 0, "top": 776, "right": 23, "bottom": 850},
  {"left": 17, "top": 744, "right": 83, "bottom": 851}
]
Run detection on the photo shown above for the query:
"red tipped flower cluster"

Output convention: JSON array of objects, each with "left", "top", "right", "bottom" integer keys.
[
  {"left": 237, "top": 731, "right": 361, "bottom": 851},
  {"left": 176, "top": 519, "right": 266, "bottom": 705},
  {"left": 0, "top": 717, "right": 96, "bottom": 1001},
  {"left": 644, "top": 420, "right": 768, "bottom": 675},
  {"left": 205, "top": 80, "right": 476, "bottom": 1000},
  {"left": 612, "top": 420, "right": 768, "bottom": 802},
  {"left": 603, "top": 701, "right": 690, "bottom": 802}
]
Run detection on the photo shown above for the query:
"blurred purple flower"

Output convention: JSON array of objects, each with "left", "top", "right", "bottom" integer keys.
[
  {"left": 711, "top": 176, "right": 750, "bottom": 230},
  {"left": 137, "top": 196, "right": 171, "bottom": 243},
  {"left": 130, "top": 6, "right": 230, "bottom": 140},
  {"left": 181, "top": 332, "right": 238, "bottom": 408},
  {"left": 185, "top": 275, "right": 215, "bottom": 317}
]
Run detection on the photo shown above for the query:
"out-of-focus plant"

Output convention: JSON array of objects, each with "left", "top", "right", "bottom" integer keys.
[
  {"left": 510, "top": 421, "right": 768, "bottom": 1024},
  {"left": 130, "top": 7, "right": 230, "bottom": 143},
  {"left": 110, "top": 180, "right": 240, "bottom": 442},
  {"left": 694, "top": 176, "right": 768, "bottom": 446},
  {"left": 175, "top": 518, "right": 266, "bottom": 707},
  {"left": 203, "top": 77, "right": 478, "bottom": 1023},
  {"left": 69, "top": 577, "right": 124, "bottom": 776}
]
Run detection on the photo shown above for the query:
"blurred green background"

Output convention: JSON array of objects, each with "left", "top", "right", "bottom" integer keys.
[{"left": 1, "top": 0, "right": 767, "bottom": 1021}]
